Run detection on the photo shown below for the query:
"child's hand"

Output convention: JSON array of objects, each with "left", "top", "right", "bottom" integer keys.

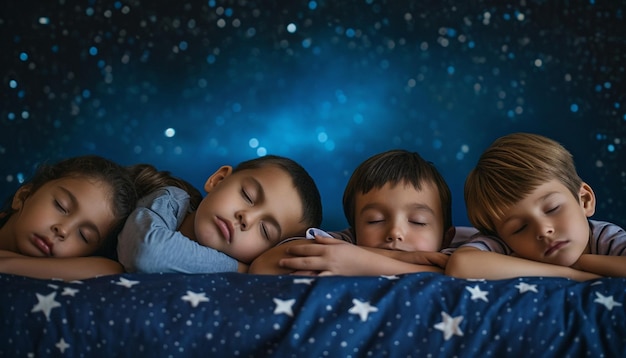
[{"left": 280, "top": 236, "right": 368, "bottom": 276}]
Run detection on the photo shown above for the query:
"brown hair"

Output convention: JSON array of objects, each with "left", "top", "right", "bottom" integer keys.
[
  {"left": 465, "top": 132, "right": 582, "bottom": 236},
  {"left": 126, "top": 164, "right": 203, "bottom": 210}
]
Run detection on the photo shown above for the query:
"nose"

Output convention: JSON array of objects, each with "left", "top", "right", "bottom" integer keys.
[
  {"left": 236, "top": 210, "right": 259, "bottom": 231},
  {"left": 535, "top": 221, "right": 555, "bottom": 241},
  {"left": 385, "top": 224, "right": 404, "bottom": 242},
  {"left": 52, "top": 223, "right": 68, "bottom": 241}
]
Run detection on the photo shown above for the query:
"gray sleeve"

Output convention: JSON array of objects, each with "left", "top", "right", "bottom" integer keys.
[
  {"left": 117, "top": 187, "right": 238, "bottom": 273},
  {"left": 590, "top": 220, "right": 626, "bottom": 256}
]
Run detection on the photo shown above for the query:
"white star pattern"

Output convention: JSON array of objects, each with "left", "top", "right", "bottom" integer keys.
[
  {"left": 31, "top": 292, "right": 61, "bottom": 321},
  {"left": 515, "top": 282, "right": 538, "bottom": 293},
  {"left": 182, "top": 291, "right": 209, "bottom": 307},
  {"left": 114, "top": 277, "right": 139, "bottom": 288},
  {"left": 56, "top": 338, "right": 70, "bottom": 353},
  {"left": 293, "top": 278, "right": 314, "bottom": 285},
  {"left": 594, "top": 292, "right": 622, "bottom": 310},
  {"left": 273, "top": 298, "right": 296, "bottom": 316},
  {"left": 465, "top": 285, "right": 489, "bottom": 302},
  {"left": 348, "top": 299, "right": 378, "bottom": 322},
  {"left": 434, "top": 311, "right": 464, "bottom": 340},
  {"left": 62, "top": 287, "right": 79, "bottom": 296}
]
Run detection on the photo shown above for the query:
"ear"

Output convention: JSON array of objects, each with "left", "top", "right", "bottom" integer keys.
[
  {"left": 204, "top": 166, "right": 233, "bottom": 192},
  {"left": 579, "top": 182, "right": 596, "bottom": 217},
  {"left": 442, "top": 226, "right": 456, "bottom": 249},
  {"left": 11, "top": 185, "right": 33, "bottom": 211}
]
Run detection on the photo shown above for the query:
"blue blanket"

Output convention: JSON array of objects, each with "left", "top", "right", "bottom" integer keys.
[{"left": 2, "top": 272, "right": 624, "bottom": 356}]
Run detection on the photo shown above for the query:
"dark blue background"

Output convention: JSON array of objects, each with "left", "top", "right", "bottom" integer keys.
[{"left": 2, "top": 0, "right": 625, "bottom": 230}]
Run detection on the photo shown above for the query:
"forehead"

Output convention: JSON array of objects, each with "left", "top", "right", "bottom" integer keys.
[{"left": 356, "top": 181, "right": 441, "bottom": 213}]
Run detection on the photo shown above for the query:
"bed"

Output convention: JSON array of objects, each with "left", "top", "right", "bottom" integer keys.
[{"left": 2, "top": 271, "right": 624, "bottom": 356}]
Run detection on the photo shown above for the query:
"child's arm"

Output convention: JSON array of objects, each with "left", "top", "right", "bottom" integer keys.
[
  {"left": 118, "top": 187, "right": 242, "bottom": 273},
  {"left": 0, "top": 251, "right": 123, "bottom": 280},
  {"left": 446, "top": 247, "right": 601, "bottom": 281},
  {"left": 573, "top": 254, "right": 626, "bottom": 277},
  {"left": 279, "top": 236, "right": 444, "bottom": 276},
  {"left": 360, "top": 247, "right": 448, "bottom": 268}
]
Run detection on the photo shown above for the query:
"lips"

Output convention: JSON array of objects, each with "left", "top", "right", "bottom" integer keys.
[
  {"left": 215, "top": 216, "right": 233, "bottom": 244},
  {"left": 33, "top": 235, "right": 53, "bottom": 256},
  {"left": 544, "top": 240, "right": 568, "bottom": 257}
]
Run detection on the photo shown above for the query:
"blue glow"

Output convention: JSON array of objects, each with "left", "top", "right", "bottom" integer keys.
[
  {"left": 165, "top": 128, "right": 176, "bottom": 137},
  {"left": 287, "top": 23, "right": 297, "bottom": 33},
  {"left": 608, "top": 144, "right": 615, "bottom": 152},
  {"left": 82, "top": 89, "right": 91, "bottom": 98},
  {"left": 302, "top": 38, "right": 312, "bottom": 48},
  {"left": 38, "top": 17, "right": 50, "bottom": 25},
  {"left": 447, "top": 66, "right": 455, "bottom": 75},
  {"left": 432, "top": 139, "right": 442, "bottom": 149},
  {"left": 7, "top": 112, "right": 15, "bottom": 120},
  {"left": 89, "top": 46, "right": 98, "bottom": 56},
  {"left": 9, "top": 80, "right": 17, "bottom": 89},
  {"left": 308, "top": 1, "right": 317, "bottom": 10},
  {"left": 179, "top": 41, "right": 188, "bottom": 51},
  {"left": 17, "top": 173, "right": 25, "bottom": 183},
  {"left": 19, "top": 52, "right": 28, "bottom": 61},
  {"left": 570, "top": 103, "right": 579, "bottom": 112},
  {"left": 346, "top": 28, "right": 356, "bottom": 38}
]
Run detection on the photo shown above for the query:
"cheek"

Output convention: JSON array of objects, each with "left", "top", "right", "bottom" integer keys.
[{"left": 354, "top": 229, "right": 378, "bottom": 247}]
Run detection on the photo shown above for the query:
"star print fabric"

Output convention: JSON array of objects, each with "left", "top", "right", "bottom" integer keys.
[{"left": 1, "top": 273, "right": 624, "bottom": 356}]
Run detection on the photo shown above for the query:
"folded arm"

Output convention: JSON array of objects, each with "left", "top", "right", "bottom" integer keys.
[
  {"left": 446, "top": 247, "right": 601, "bottom": 281},
  {"left": 573, "top": 254, "right": 626, "bottom": 277},
  {"left": 118, "top": 188, "right": 242, "bottom": 273},
  {"left": 0, "top": 250, "right": 123, "bottom": 280},
  {"left": 277, "top": 236, "right": 444, "bottom": 276}
]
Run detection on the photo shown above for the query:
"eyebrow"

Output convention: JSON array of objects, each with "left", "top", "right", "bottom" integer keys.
[
  {"left": 359, "top": 202, "right": 436, "bottom": 216},
  {"left": 244, "top": 176, "right": 282, "bottom": 240},
  {"left": 58, "top": 185, "right": 103, "bottom": 241}
]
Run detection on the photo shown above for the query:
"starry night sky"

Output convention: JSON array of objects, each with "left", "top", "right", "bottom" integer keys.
[{"left": 2, "top": 0, "right": 625, "bottom": 230}]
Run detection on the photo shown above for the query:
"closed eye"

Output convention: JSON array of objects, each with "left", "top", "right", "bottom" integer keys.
[
  {"left": 79, "top": 230, "right": 89, "bottom": 243},
  {"left": 512, "top": 224, "right": 526, "bottom": 235},
  {"left": 409, "top": 221, "right": 427, "bottom": 226},
  {"left": 241, "top": 188, "right": 253, "bottom": 205},
  {"left": 546, "top": 205, "right": 559, "bottom": 214},
  {"left": 54, "top": 200, "right": 68, "bottom": 214},
  {"left": 260, "top": 222, "right": 279, "bottom": 243}
]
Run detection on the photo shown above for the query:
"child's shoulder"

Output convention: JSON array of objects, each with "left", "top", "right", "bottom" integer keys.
[{"left": 137, "top": 185, "right": 191, "bottom": 207}]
